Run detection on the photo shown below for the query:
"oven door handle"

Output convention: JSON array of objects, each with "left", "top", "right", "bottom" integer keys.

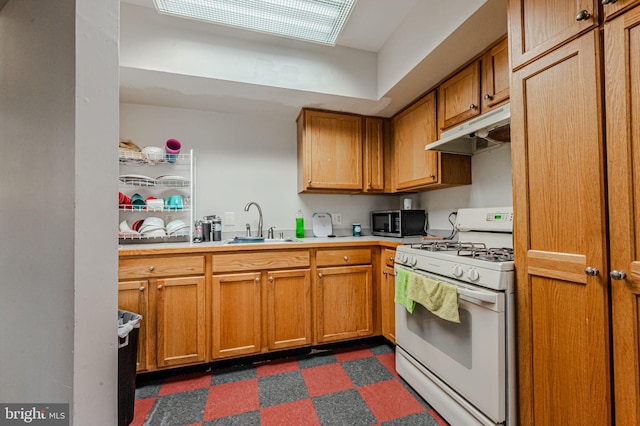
[{"left": 457, "top": 287, "right": 498, "bottom": 304}]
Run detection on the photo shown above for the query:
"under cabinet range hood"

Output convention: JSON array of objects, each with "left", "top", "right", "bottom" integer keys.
[{"left": 426, "top": 103, "right": 510, "bottom": 155}]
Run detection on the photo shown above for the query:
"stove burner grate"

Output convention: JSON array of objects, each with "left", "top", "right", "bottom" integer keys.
[{"left": 408, "top": 242, "right": 514, "bottom": 262}]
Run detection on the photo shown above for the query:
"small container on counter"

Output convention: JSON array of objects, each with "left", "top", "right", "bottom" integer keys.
[
  {"left": 193, "top": 220, "right": 203, "bottom": 243},
  {"left": 352, "top": 223, "right": 361, "bottom": 237}
]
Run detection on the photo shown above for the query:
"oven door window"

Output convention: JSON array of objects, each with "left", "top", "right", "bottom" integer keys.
[{"left": 406, "top": 304, "right": 472, "bottom": 368}]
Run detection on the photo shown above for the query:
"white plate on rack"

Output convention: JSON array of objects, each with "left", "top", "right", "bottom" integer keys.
[
  {"left": 119, "top": 174, "right": 156, "bottom": 185},
  {"left": 155, "top": 175, "right": 190, "bottom": 186}
]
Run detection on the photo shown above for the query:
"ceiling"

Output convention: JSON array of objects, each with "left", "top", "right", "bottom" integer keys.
[
  {"left": 119, "top": 0, "right": 508, "bottom": 119},
  {"left": 120, "top": 0, "right": 420, "bottom": 52}
]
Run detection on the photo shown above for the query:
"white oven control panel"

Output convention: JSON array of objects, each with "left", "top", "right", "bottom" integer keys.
[{"left": 455, "top": 207, "right": 513, "bottom": 233}]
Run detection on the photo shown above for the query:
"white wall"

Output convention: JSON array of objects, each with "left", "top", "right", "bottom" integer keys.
[
  {"left": 419, "top": 143, "right": 513, "bottom": 229},
  {"left": 0, "top": 0, "right": 118, "bottom": 423},
  {"left": 120, "top": 103, "right": 402, "bottom": 236},
  {"left": 119, "top": 104, "right": 512, "bottom": 237}
]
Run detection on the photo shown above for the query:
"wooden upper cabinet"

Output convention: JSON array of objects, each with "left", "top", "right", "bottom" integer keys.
[
  {"left": 509, "top": 0, "right": 599, "bottom": 70},
  {"left": 481, "top": 38, "right": 510, "bottom": 111},
  {"left": 437, "top": 61, "right": 481, "bottom": 131},
  {"left": 603, "top": 0, "right": 640, "bottom": 21},
  {"left": 605, "top": 7, "right": 640, "bottom": 425},
  {"left": 363, "top": 117, "right": 386, "bottom": 193},
  {"left": 393, "top": 91, "right": 471, "bottom": 191},
  {"left": 297, "top": 109, "right": 363, "bottom": 193},
  {"left": 393, "top": 92, "right": 439, "bottom": 190}
]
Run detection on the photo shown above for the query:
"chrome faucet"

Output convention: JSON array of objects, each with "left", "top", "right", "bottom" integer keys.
[{"left": 244, "top": 201, "right": 263, "bottom": 237}]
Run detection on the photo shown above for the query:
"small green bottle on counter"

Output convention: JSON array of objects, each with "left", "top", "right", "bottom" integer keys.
[{"left": 295, "top": 209, "right": 304, "bottom": 238}]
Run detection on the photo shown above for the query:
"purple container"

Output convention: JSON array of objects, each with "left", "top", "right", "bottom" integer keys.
[{"left": 165, "top": 139, "right": 182, "bottom": 163}]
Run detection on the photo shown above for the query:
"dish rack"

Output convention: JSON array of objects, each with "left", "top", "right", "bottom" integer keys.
[{"left": 118, "top": 149, "right": 195, "bottom": 244}]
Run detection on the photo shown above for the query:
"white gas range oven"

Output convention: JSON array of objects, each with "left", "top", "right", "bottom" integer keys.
[{"left": 394, "top": 207, "right": 515, "bottom": 426}]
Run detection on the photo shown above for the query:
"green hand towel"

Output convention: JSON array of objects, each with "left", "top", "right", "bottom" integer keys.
[
  {"left": 394, "top": 268, "right": 415, "bottom": 313},
  {"left": 407, "top": 273, "right": 460, "bottom": 323}
]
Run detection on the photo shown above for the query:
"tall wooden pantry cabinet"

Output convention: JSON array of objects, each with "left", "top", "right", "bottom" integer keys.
[{"left": 508, "top": 0, "right": 640, "bottom": 424}]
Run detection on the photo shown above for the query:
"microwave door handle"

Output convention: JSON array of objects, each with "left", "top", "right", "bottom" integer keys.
[{"left": 457, "top": 287, "right": 498, "bottom": 304}]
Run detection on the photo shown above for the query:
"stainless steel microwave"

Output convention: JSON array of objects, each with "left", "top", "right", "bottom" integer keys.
[{"left": 371, "top": 210, "right": 426, "bottom": 237}]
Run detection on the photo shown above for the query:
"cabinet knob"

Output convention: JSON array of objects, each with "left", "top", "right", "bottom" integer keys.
[
  {"left": 269, "top": 276, "right": 274, "bottom": 282},
  {"left": 148, "top": 266, "right": 155, "bottom": 272},
  {"left": 429, "top": 174, "right": 436, "bottom": 179},
  {"left": 139, "top": 286, "right": 145, "bottom": 292},
  {"left": 584, "top": 267, "right": 599, "bottom": 276},
  {"left": 157, "top": 285, "right": 163, "bottom": 290},
  {"left": 368, "top": 182, "right": 372, "bottom": 188},
  {"left": 484, "top": 94, "right": 493, "bottom": 100},
  {"left": 255, "top": 277, "right": 260, "bottom": 283},
  {"left": 601, "top": 0, "right": 617, "bottom": 4},
  {"left": 470, "top": 104, "right": 477, "bottom": 110},
  {"left": 390, "top": 257, "right": 394, "bottom": 262},
  {"left": 383, "top": 271, "right": 388, "bottom": 276},
  {"left": 575, "top": 9, "right": 591, "bottom": 21},
  {"left": 318, "top": 273, "right": 323, "bottom": 278},
  {"left": 307, "top": 180, "right": 312, "bottom": 184},
  {"left": 610, "top": 270, "right": 627, "bottom": 280},
  {"left": 343, "top": 256, "right": 348, "bottom": 261}
]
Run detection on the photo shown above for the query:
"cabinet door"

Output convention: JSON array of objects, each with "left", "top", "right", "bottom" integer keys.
[
  {"left": 316, "top": 265, "right": 373, "bottom": 343},
  {"left": 363, "top": 117, "right": 385, "bottom": 192},
  {"left": 438, "top": 61, "right": 480, "bottom": 130},
  {"left": 481, "top": 38, "right": 510, "bottom": 111},
  {"left": 298, "top": 109, "right": 363, "bottom": 192},
  {"left": 381, "top": 264, "right": 396, "bottom": 345},
  {"left": 509, "top": 0, "right": 598, "bottom": 69},
  {"left": 393, "top": 92, "right": 439, "bottom": 190},
  {"left": 266, "top": 269, "right": 312, "bottom": 350},
  {"left": 511, "top": 31, "right": 610, "bottom": 425},
  {"left": 603, "top": 0, "right": 640, "bottom": 20},
  {"left": 154, "top": 276, "right": 206, "bottom": 368},
  {"left": 118, "top": 280, "right": 148, "bottom": 372},
  {"left": 212, "top": 272, "right": 262, "bottom": 358},
  {"left": 605, "top": 8, "right": 640, "bottom": 426}
]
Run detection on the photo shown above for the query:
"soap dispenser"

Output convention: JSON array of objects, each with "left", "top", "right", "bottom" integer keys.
[{"left": 295, "top": 209, "right": 304, "bottom": 238}]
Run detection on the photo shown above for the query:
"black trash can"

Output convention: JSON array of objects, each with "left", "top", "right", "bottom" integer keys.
[{"left": 118, "top": 309, "right": 142, "bottom": 426}]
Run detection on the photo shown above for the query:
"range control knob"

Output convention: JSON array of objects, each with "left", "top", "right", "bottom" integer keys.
[
  {"left": 409, "top": 256, "right": 418, "bottom": 267},
  {"left": 467, "top": 268, "right": 480, "bottom": 282},
  {"left": 396, "top": 253, "right": 405, "bottom": 264},
  {"left": 452, "top": 264, "right": 463, "bottom": 278}
]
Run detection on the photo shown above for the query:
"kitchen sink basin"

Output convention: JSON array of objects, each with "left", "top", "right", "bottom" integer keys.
[{"left": 223, "top": 237, "right": 301, "bottom": 245}]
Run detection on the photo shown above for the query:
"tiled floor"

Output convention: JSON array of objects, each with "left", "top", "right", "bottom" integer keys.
[{"left": 132, "top": 341, "right": 449, "bottom": 425}]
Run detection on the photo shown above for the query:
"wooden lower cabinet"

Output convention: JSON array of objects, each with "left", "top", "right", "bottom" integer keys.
[
  {"left": 117, "top": 275, "right": 206, "bottom": 371},
  {"left": 154, "top": 276, "right": 207, "bottom": 368},
  {"left": 266, "top": 269, "right": 312, "bottom": 350},
  {"left": 316, "top": 265, "right": 373, "bottom": 343},
  {"left": 117, "top": 280, "right": 148, "bottom": 372},
  {"left": 212, "top": 272, "right": 262, "bottom": 358},
  {"left": 212, "top": 269, "right": 312, "bottom": 358},
  {"left": 380, "top": 249, "right": 396, "bottom": 344}
]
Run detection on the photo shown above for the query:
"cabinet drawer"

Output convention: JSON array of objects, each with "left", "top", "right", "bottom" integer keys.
[
  {"left": 119, "top": 256, "right": 204, "bottom": 280},
  {"left": 316, "top": 248, "right": 371, "bottom": 266},
  {"left": 213, "top": 250, "right": 310, "bottom": 273},
  {"left": 383, "top": 249, "right": 396, "bottom": 267}
]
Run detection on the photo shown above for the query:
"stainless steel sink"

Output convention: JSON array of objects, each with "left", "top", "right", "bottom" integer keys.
[{"left": 223, "top": 237, "right": 301, "bottom": 244}]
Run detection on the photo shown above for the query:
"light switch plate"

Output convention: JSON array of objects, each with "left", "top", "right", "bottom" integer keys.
[
  {"left": 224, "top": 212, "right": 235, "bottom": 226},
  {"left": 332, "top": 213, "right": 342, "bottom": 225}
]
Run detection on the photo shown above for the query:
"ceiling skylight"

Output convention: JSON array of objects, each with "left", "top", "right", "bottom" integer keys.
[{"left": 153, "top": 0, "right": 357, "bottom": 46}]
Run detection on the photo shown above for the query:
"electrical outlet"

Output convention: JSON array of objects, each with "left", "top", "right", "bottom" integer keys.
[
  {"left": 332, "top": 213, "right": 342, "bottom": 225},
  {"left": 224, "top": 212, "right": 235, "bottom": 226}
]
